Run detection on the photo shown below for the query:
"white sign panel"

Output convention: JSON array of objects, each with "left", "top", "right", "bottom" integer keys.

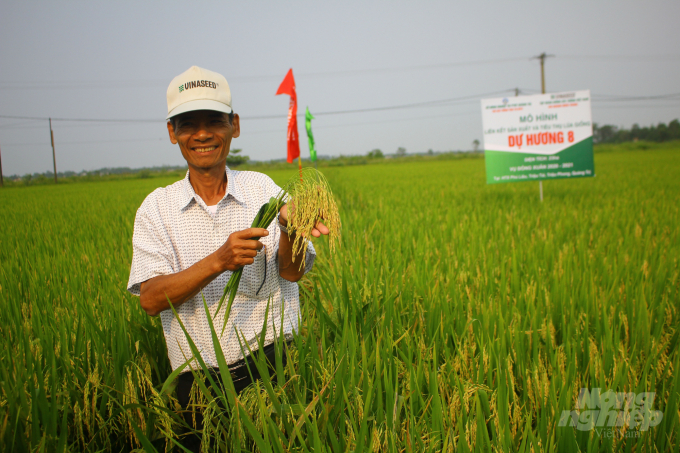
[{"left": 481, "top": 90, "right": 594, "bottom": 184}]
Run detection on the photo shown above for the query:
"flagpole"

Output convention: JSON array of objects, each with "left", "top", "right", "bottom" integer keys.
[{"left": 298, "top": 156, "right": 303, "bottom": 181}]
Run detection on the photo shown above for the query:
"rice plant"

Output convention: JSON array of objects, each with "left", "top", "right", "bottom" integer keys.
[
  {"left": 285, "top": 167, "right": 341, "bottom": 267},
  {"left": 0, "top": 144, "right": 678, "bottom": 452},
  {"left": 215, "top": 167, "right": 340, "bottom": 334}
]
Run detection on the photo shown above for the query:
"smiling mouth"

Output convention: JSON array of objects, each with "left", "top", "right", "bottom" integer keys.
[{"left": 193, "top": 146, "right": 216, "bottom": 153}]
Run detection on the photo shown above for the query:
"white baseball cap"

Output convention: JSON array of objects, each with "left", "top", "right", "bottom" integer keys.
[{"left": 166, "top": 66, "right": 232, "bottom": 119}]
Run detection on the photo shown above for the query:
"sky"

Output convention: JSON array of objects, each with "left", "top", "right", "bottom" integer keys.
[{"left": 1, "top": 1, "right": 679, "bottom": 176}]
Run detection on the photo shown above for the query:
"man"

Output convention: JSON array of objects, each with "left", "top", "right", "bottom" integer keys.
[{"left": 126, "top": 66, "right": 328, "bottom": 448}]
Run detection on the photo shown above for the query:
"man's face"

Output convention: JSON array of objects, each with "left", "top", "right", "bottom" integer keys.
[{"left": 167, "top": 110, "right": 240, "bottom": 170}]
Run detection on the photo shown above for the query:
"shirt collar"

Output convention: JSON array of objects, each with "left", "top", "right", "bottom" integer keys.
[
  {"left": 179, "top": 166, "right": 245, "bottom": 211},
  {"left": 225, "top": 166, "right": 246, "bottom": 203}
]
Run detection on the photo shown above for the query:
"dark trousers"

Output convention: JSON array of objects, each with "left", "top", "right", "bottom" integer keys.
[{"left": 176, "top": 342, "right": 288, "bottom": 452}]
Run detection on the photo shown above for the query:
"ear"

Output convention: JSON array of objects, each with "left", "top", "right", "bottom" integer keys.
[
  {"left": 167, "top": 121, "right": 178, "bottom": 144},
  {"left": 231, "top": 114, "right": 240, "bottom": 139}
]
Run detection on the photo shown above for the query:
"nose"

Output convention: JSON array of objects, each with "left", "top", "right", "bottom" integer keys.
[{"left": 193, "top": 122, "right": 213, "bottom": 141}]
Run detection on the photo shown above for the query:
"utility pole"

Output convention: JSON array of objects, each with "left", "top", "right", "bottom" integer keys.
[
  {"left": 0, "top": 141, "right": 4, "bottom": 187},
  {"left": 534, "top": 52, "right": 554, "bottom": 94},
  {"left": 49, "top": 118, "right": 57, "bottom": 184},
  {"left": 515, "top": 87, "right": 520, "bottom": 97},
  {"left": 533, "top": 53, "right": 554, "bottom": 201}
]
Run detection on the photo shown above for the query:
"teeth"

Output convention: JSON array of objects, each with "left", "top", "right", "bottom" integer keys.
[{"left": 194, "top": 146, "right": 216, "bottom": 153}]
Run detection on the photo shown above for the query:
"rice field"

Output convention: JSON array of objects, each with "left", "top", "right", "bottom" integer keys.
[{"left": 0, "top": 144, "right": 678, "bottom": 452}]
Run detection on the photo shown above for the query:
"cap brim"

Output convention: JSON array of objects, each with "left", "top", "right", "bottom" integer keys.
[{"left": 167, "top": 99, "right": 232, "bottom": 120}]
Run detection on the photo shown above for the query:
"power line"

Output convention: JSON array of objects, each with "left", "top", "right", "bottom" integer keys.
[
  {"left": 0, "top": 89, "right": 515, "bottom": 124},
  {"left": 593, "top": 103, "right": 680, "bottom": 110},
  {"left": 515, "top": 88, "right": 680, "bottom": 102},
  {"left": 2, "top": 137, "right": 166, "bottom": 147},
  {"left": 5, "top": 104, "right": 676, "bottom": 145},
  {"left": 1, "top": 89, "right": 678, "bottom": 130},
  {"left": 592, "top": 94, "right": 680, "bottom": 102},
  {"left": 559, "top": 54, "right": 680, "bottom": 62},
  {"left": 1, "top": 110, "right": 485, "bottom": 144},
  {"left": 0, "top": 122, "right": 153, "bottom": 130},
  {"left": 0, "top": 119, "right": 44, "bottom": 129},
  {"left": 243, "top": 89, "right": 515, "bottom": 120},
  {"left": 311, "top": 110, "right": 482, "bottom": 131},
  {"left": 0, "top": 57, "right": 531, "bottom": 90},
  {"left": 2, "top": 55, "right": 678, "bottom": 91},
  {"left": 275, "top": 57, "right": 529, "bottom": 79},
  {"left": 0, "top": 81, "right": 164, "bottom": 90},
  {"left": 0, "top": 114, "right": 158, "bottom": 123},
  {"left": 247, "top": 110, "right": 482, "bottom": 135},
  {"left": 2, "top": 111, "right": 480, "bottom": 144}
]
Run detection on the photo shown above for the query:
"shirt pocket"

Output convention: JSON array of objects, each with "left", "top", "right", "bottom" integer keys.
[{"left": 238, "top": 242, "right": 278, "bottom": 300}]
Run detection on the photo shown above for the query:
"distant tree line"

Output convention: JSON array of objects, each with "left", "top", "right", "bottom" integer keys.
[
  {"left": 593, "top": 119, "right": 680, "bottom": 144},
  {"left": 4, "top": 149, "right": 251, "bottom": 185},
  {"left": 226, "top": 148, "right": 250, "bottom": 166},
  {"left": 6, "top": 165, "right": 188, "bottom": 183}
]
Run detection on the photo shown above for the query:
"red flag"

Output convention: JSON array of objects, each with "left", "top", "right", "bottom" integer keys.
[{"left": 276, "top": 69, "right": 300, "bottom": 163}]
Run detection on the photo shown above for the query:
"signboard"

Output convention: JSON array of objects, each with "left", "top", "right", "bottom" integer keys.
[{"left": 481, "top": 90, "right": 594, "bottom": 184}]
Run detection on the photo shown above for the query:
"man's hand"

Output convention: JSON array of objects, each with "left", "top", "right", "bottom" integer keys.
[
  {"left": 277, "top": 204, "right": 329, "bottom": 282},
  {"left": 278, "top": 203, "right": 330, "bottom": 237},
  {"left": 139, "top": 227, "right": 269, "bottom": 316},
  {"left": 214, "top": 228, "right": 269, "bottom": 272}
]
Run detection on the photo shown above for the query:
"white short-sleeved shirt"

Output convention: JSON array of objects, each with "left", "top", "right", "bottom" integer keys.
[{"left": 127, "top": 167, "right": 315, "bottom": 370}]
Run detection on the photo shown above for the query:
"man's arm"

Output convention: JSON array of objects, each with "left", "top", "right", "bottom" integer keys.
[
  {"left": 139, "top": 228, "right": 268, "bottom": 316},
  {"left": 277, "top": 204, "right": 329, "bottom": 282}
]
